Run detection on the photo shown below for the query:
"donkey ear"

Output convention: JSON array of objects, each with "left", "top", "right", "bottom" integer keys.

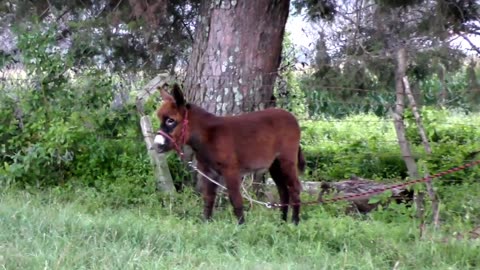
[
  {"left": 172, "top": 83, "right": 186, "bottom": 107},
  {"left": 158, "top": 84, "right": 174, "bottom": 103}
]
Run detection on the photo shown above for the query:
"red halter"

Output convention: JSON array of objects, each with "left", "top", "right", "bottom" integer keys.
[{"left": 156, "top": 110, "right": 189, "bottom": 159}]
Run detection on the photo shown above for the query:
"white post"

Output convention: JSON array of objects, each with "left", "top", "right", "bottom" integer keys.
[
  {"left": 140, "top": 116, "right": 175, "bottom": 193},
  {"left": 136, "top": 73, "right": 176, "bottom": 193}
]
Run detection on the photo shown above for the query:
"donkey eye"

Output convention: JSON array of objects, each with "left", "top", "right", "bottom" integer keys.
[{"left": 165, "top": 118, "right": 176, "bottom": 126}]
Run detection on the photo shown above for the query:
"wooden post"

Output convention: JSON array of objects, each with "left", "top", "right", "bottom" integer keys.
[
  {"left": 140, "top": 116, "right": 175, "bottom": 193},
  {"left": 136, "top": 73, "right": 176, "bottom": 193}
]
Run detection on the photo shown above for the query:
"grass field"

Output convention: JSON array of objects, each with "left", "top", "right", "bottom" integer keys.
[{"left": 1, "top": 188, "right": 479, "bottom": 270}]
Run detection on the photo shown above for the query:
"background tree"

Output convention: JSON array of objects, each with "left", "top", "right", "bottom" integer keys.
[
  {"left": 182, "top": 0, "right": 291, "bottom": 115},
  {"left": 292, "top": 0, "right": 479, "bottom": 231},
  {"left": 293, "top": 0, "right": 479, "bottom": 117},
  {"left": 0, "top": 0, "right": 200, "bottom": 74}
]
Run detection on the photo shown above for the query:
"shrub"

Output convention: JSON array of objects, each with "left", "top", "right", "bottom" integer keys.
[{"left": 300, "top": 110, "right": 480, "bottom": 183}]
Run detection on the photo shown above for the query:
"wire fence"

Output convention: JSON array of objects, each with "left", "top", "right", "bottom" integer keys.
[
  {"left": 2, "top": 73, "right": 479, "bottom": 116},
  {"left": 1, "top": 73, "right": 478, "bottom": 123}
]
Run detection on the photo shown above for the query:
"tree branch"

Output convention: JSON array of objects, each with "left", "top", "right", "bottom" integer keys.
[
  {"left": 457, "top": 32, "right": 480, "bottom": 55},
  {"left": 171, "top": 6, "right": 194, "bottom": 42},
  {"left": 56, "top": 7, "right": 73, "bottom": 22}
]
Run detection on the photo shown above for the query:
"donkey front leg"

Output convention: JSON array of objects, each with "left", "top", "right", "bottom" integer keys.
[
  {"left": 202, "top": 180, "right": 218, "bottom": 222},
  {"left": 222, "top": 170, "right": 245, "bottom": 225},
  {"left": 198, "top": 163, "right": 219, "bottom": 222}
]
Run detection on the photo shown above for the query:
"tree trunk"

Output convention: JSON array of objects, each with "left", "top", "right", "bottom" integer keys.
[
  {"left": 404, "top": 76, "right": 440, "bottom": 230},
  {"left": 437, "top": 63, "right": 447, "bottom": 107},
  {"left": 467, "top": 59, "right": 480, "bottom": 106},
  {"left": 393, "top": 47, "right": 418, "bottom": 180},
  {"left": 182, "top": 0, "right": 291, "bottom": 192},
  {"left": 392, "top": 46, "right": 426, "bottom": 236},
  {"left": 183, "top": 0, "right": 290, "bottom": 115},
  {"left": 403, "top": 77, "right": 431, "bottom": 154}
]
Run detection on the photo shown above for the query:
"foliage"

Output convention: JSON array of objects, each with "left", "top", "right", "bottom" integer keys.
[
  {"left": 295, "top": 0, "right": 479, "bottom": 118},
  {"left": 0, "top": 25, "right": 152, "bottom": 196},
  {"left": 292, "top": 0, "right": 337, "bottom": 21},
  {"left": 2, "top": 0, "right": 200, "bottom": 74},
  {"left": 404, "top": 106, "right": 480, "bottom": 183},
  {"left": 166, "top": 153, "right": 195, "bottom": 190},
  {"left": 296, "top": 62, "right": 479, "bottom": 119},
  {"left": 0, "top": 24, "right": 194, "bottom": 202},
  {"left": 300, "top": 114, "right": 406, "bottom": 181},
  {"left": 275, "top": 32, "right": 308, "bottom": 119},
  {"left": 300, "top": 109, "right": 480, "bottom": 183}
]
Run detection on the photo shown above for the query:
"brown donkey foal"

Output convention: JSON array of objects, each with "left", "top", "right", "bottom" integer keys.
[{"left": 154, "top": 84, "right": 305, "bottom": 225}]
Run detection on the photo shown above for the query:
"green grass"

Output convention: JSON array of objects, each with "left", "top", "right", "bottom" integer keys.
[{"left": 1, "top": 188, "right": 479, "bottom": 270}]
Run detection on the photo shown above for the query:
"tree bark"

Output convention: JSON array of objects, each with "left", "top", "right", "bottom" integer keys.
[
  {"left": 393, "top": 47, "right": 418, "bottom": 180},
  {"left": 437, "top": 63, "right": 447, "bottom": 107},
  {"left": 392, "top": 46, "right": 426, "bottom": 235},
  {"left": 404, "top": 76, "right": 440, "bottom": 230},
  {"left": 403, "top": 77, "right": 431, "bottom": 154},
  {"left": 183, "top": 0, "right": 290, "bottom": 115},
  {"left": 467, "top": 60, "right": 480, "bottom": 106}
]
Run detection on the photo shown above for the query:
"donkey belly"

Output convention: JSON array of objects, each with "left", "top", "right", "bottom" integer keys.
[
  {"left": 238, "top": 154, "right": 278, "bottom": 177},
  {"left": 239, "top": 167, "right": 269, "bottom": 178}
]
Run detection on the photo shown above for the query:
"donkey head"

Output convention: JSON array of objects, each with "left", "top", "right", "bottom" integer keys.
[{"left": 154, "top": 83, "right": 189, "bottom": 154}]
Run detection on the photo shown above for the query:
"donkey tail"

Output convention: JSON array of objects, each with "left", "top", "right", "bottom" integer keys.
[{"left": 297, "top": 146, "right": 306, "bottom": 174}]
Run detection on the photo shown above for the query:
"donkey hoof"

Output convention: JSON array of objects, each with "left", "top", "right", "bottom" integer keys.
[{"left": 237, "top": 217, "right": 245, "bottom": 225}]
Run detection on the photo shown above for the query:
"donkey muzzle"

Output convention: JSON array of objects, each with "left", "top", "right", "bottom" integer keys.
[{"left": 153, "top": 133, "right": 171, "bottom": 153}]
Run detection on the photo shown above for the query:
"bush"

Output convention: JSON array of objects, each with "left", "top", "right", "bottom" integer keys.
[
  {"left": 300, "top": 114, "right": 406, "bottom": 181},
  {"left": 0, "top": 25, "right": 152, "bottom": 198},
  {"left": 300, "top": 110, "right": 480, "bottom": 183}
]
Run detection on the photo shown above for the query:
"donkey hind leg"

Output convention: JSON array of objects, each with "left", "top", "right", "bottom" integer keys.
[
  {"left": 222, "top": 170, "right": 245, "bottom": 225},
  {"left": 269, "top": 159, "right": 289, "bottom": 222},
  {"left": 278, "top": 157, "right": 302, "bottom": 225}
]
